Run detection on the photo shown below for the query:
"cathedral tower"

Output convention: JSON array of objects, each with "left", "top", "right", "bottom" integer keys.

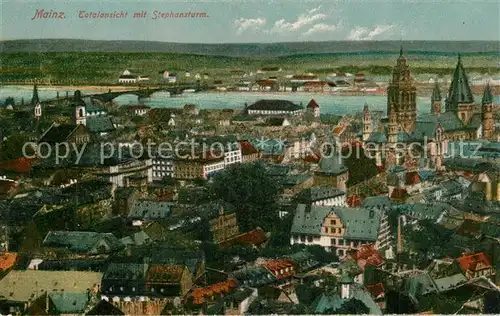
[
  {"left": 431, "top": 82, "right": 441, "bottom": 115},
  {"left": 387, "top": 46, "right": 417, "bottom": 133},
  {"left": 445, "top": 55, "right": 475, "bottom": 124},
  {"left": 482, "top": 84, "right": 494, "bottom": 139}
]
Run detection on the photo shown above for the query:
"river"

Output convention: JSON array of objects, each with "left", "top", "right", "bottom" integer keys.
[{"left": 1, "top": 85, "right": 497, "bottom": 116}]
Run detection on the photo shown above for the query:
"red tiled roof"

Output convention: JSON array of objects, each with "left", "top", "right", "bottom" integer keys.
[
  {"left": 219, "top": 228, "right": 268, "bottom": 248},
  {"left": 0, "top": 252, "right": 18, "bottom": 271},
  {"left": 263, "top": 259, "right": 295, "bottom": 280},
  {"left": 405, "top": 171, "right": 421, "bottom": 186},
  {"left": 355, "top": 73, "right": 365, "bottom": 77},
  {"left": 366, "top": 283, "right": 385, "bottom": 299},
  {"left": 238, "top": 140, "right": 259, "bottom": 155},
  {"left": 307, "top": 99, "right": 320, "bottom": 109},
  {"left": 303, "top": 152, "right": 321, "bottom": 163},
  {"left": 188, "top": 280, "right": 237, "bottom": 305},
  {"left": 347, "top": 194, "right": 362, "bottom": 207},
  {"left": 256, "top": 79, "right": 276, "bottom": 86},
  {"left": 146, "top": 265, "right": 184, "bottom": 284},
  {"left": 0, "top": 157, "right": 38, "bottom": 173},
  {"left": 350, "top": 245, "right": 385, "bottom": 269},
  {"left": 456, "top": 252, "right": 492, "bottom": 272}
]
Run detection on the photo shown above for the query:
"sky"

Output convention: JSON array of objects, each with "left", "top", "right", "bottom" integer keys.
[{"left": 1, "top": 0, "right": 499, "bottom": 43}]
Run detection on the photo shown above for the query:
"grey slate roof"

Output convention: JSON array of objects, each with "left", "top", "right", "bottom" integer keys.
[
  {"left": 48, "top": 292, "right": 90, "bottom": 314},
  {"left": 362, "top": 195, "right": 392, "bottom": 209},
  {"left": 102, "top": 262, "right": 149, "bottom": 280},
  {"left": 290, "top": 204, "right": 331, "bottom": 236},
  {"left": 318, "top": 154, "right": 348, "bottom": 175},
  {"left": 247, "top": 99, "right": 303, "bottom": 112},
  {"left": 128, "top": 200, "right": 173, "bottom": 220},
  {"left": 333, "top": 207, "right": 382, "bottom": 241},
  {"left": 445, "top": 55, "right": 475, "bottom": 111},
  {"left": 43, "top": 231, "right": 123, "bottom": 253},
  {"left": 86, "top": 116, "right": 115, "bottom": 133},
  {"left": 432, "top": 82, "right": 441, "bottom": 101},
  {"left": 296, "top": 185, "right": 345, "bottom": 203}
]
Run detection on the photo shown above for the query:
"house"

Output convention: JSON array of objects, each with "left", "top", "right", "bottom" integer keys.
[
  {"left": 453, "top": 252, "right": 494, "bottom": 280},
  {"left": 246, "top": 99, "right": 303, "bottom": 116},
  {"left": 231, "top": 266, "right": 277, "bottom": 288},
  {"left": 290, "top": 204, "right": 391, "bottom": 257},
  {"left": 101, "top": 263, "right": 149, "bottom": 299},
  {"left": 208, "top": 204, "right": 240, "bottom": 243},
  {"left": 313, "top": 151, "right": 349, "bottom": 192},
  {"left": 127, "top": 105, "right": 150, "bottom": 116},
  {"left": 42, "top": 231, "right": 123, "bottom": 255},
  {"left": 146, "top": 264, "right": 193, "bottom": 297},
  {"left": 162, "top": 71, "right": 177, "bottom": 83},
  {"left": 0, "top": 176, "right": 20, "bottom": 199},
  {"left": 128, "top": 200, "right": 173, "bottom": 221},
  {"left": 265, "top": 117, "right": 291, "bottom": 128},
  {"left": 138, "top": 75, "right": 150, "bottom": 82},
  {"left": 0, "top": 270, "right": 101, "bottom": 315},
  {"left": 38, "top": 123, "right": 90, "bottom": 145},
  {"left": 47, "top": 292, "right": 92, "bottom": 315},
  {"left": 118, "top": 70, "right": 137, "bottom": 83},
  {"left": 219, "top": 227, "right": 269, "bottom": 249},
  {"left": 86, "top": 299, "right": 124, "bottom": 315},
  {"left": 295, "top": 184, "right": 347, "bottom": 207},
  {"left": 263, "top": 259, "right": 296, "bottom": 288},
  {"left": 185, "top": 280, "right": 238, "bottom": 308},
  {"left": 238, "top": 140, "right": 260, "bottom": 163}
]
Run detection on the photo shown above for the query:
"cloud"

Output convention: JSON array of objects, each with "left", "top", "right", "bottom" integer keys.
[
  {"left": 234, "top": 17, "right": 266, "bottom": 34},
  {"left": 346, "top": 24, "right": 395, "bottom": 40},
  {"left": 302, "top": 21, "right": 342, "bottom": 36},
  {"left": 271, "top": 6, "right": 327, "bottom": 33}
]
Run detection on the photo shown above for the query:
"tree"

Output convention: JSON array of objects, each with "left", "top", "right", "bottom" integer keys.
[
  {"left": 342, "top": 145, "right": 380, "bottom": 186},
  {"left": 307, "top": 245, "right": 339, "bottom": 264},
  {"left": 332, "top": 298, "right": 370, "bottom": 314},
  {"left": 210, "top": 162, "right": 281, "bottom": 231},
  {"left": 484, "top": 291, "right": 500, "bottom": 314}
]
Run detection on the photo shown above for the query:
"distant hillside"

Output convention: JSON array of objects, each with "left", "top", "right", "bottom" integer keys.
[{"left": 1, "top": 39, "right": 499, "bottom": 57}]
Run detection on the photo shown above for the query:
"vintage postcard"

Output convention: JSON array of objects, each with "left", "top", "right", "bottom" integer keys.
[{"left": 0, "top": 0, "right": 499, "bottom": 315}]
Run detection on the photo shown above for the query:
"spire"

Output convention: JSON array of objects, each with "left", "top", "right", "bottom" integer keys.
[
  {"left": 482, "top": 83, "right": 493, "bottom": 105},
  {"left": 31, "top": 84, "right": 39, "bottom": 106},
  {"left": 363, "top": 101, "right": 369, "bottom": 112},
  {"left": 431, "top": 82, "right": 441, "bottom": 101},
  {"left": 400, "top": 45, "right": 404, "bottom": 57},
  {"left": 446, "top": 54, "right": 474, "bottom": 110}
]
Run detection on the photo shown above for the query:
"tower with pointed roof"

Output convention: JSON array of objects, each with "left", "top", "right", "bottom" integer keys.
[
  {"left": 362, "top": 102, "right": 372, "bottom": 141},
  {"left": 31, "top": 84, "right": 39, "bottom": 107},
  {"left": 387, "top": 46, "right": 417, "bottom": 134},
  {"left": 307, "top": 99, "right": 320, "bottom": 118},
  {"left": 445, "top": 55, "right": 475, "bottom": 124},
  {"left": 482, "top": 84, "right": 494, "bottom": 139},
  {"left": 314, "top": 143, "right": 349, "bottom": 192},
  {"left": 431, "top": 82, "right": 441, "bottom": 115}
]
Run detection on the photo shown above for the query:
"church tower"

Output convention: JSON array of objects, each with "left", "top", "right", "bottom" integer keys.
[
  {"left": 362, "top": 102, "right": 372, "bottom": 141},
  {"left": 73, "top": 90, "right": 87, "bottom": 126},
  {"left": 431, "top": 82, "right": 441, "bottom": 115},
  {"left": 31, "top": 84, "right": 39, "bottom": 107},
  {"left": 482, "top": 84, "right": 494, "bottom": 139},
  {"left": 445, "top": 55, "right": 475, "bottom": 124},
  {"left": 387, "top": 46, "right": 417, "bottom": 133}
]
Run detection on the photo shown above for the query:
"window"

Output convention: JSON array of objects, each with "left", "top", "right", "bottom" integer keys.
[
  {"left": 120, "top": 287, "right": 123, "bottom": 291},
  {"left": 331, "top": 219, "right": 336, "bottom": 225},
  {"left": 331, "top": 238, "right": 336, "bottom": 245},
  {"left": 338, "top": 249, "right": 344, "bottom": 256}
]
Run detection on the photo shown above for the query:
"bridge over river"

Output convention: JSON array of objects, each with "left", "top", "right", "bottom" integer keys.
[{"left": 40, "top": 84, "right": 203, "bottom": 105}]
